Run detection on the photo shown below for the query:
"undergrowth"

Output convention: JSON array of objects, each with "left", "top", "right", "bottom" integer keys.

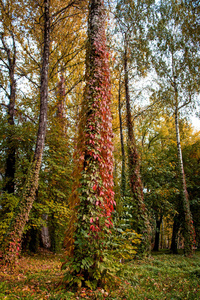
[{"left": 0, "top": 250, "right": 200, "bottom": 299}]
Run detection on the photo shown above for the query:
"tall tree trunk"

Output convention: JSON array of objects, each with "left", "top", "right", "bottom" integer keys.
[
  {"left": 1, "top": 32, "right": 17, "bottom": 194},
  {"left": 124, "top": 33, "right": 150, "bottom": 254},
  {"left": 118, "top": 75, "right": 126, "bottom": 196},
  {"left": 4, "top": 67, "right": 16, "bottom": 194},
  {"left": 153, "top": 215, "right": 162, "bottom": 251},
  {"left": 174, "top": 82, "right": 195, "bottom": 256},
  {"left": 1, "top": 0, "right": 50, "bottom": 263},
  {"left": 63, "top": 0, "right": 114, "bottom": 286}
]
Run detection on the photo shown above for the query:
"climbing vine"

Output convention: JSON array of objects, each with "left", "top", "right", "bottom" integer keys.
[{"left": 63, "top": 0, "right": 115, "bottom": 288}]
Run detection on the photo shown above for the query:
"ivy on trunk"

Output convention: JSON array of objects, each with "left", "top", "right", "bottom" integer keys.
[
  {"left": 63, "top": 0, "right": 114, "bottom": 288},
  {"left": 174, "top": 88, "right": 196, "bottom": 256},
  {"left": 1, "top": 0, "right": 50, "bottom": 264},
  {"left": 0, "top": 1, "right": 17, "bottom": 194},
  {"left": 124, "top": 32, "right": 150, "bottom": 254}
]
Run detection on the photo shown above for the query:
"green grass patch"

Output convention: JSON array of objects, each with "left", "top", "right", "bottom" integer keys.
[{"left": 0, "top": 251, "right": 200, "bottom": 299}]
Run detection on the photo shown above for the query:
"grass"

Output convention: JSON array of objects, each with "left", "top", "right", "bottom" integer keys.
[{"left": 0, "top": 250, "right": 200, "bottom": 299}]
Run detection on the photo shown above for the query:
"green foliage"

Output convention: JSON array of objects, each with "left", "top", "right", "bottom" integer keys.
[
  {"left": 189, "top": 268, "right": 200, "bottom": 278},
  {"left": 183, "top": 138, "right": 200, "bottom": 247},
  {"left": 0, "top": 109, "right": 36, "bottom": 191},
  {"left": 62, "top": 214, "right": 141, "bottom": 290},
  {"left": 115, "top": 0, "right": 153, "bottom": 75},
  {"left": 106, "top": 227, "right": 141, "bottom": 261},
  {"left": 62, "top": 225, "right": 114, "bottom": 289},
  {"left": 0, "top": 193, "right": 19, "bottom": 244},
  {"left": 48, "top": 202, "right": 70, "bottom": 253},
  {"left": 116, "top": 193, "right": 150, "bottom": 256}
]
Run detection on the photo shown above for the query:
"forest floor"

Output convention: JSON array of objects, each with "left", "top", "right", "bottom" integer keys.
[{"left": 0, "top": 249, "right": 200, "bottom": 300}]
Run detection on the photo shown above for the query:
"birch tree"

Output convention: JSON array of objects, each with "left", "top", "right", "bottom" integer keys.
[{"left": 149, "top": 0, "right": 199, "bottom": 255}]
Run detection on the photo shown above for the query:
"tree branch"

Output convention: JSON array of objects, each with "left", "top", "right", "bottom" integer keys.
[
  {"left": 0, "top": 35, "right": 12, "bottom": 69},
  {"left": 64, "top": 77, "right": 83, "bottom": 96},
  {"left": 16, "top": 67, "right": 39, "bottom": 88},
  {"left": 0, "top": 56, "right": 9, "bottom": 69},
  {"left": 133, "top": 99, "right": 162, "bottom": 120},
  {"left": 0, "top": 102, "right": 36, "bottom": 123},
  {"left": 51, "top": 12, "right": 81, "bottom": 28},
  {"left": 49, "top": 44, "right": 85, "bottom": 79},
  {"left": 0, "top": 84, "right": 10, "bottom": 99},
  {"left": 51, "top": 0, "right": 81, "bottom": 20},
  {"left": 148, "top": 133, "right": 160, "bottom": 149},
  {"left": 0, "top": 102, "right": 8, "bottom": 109}
]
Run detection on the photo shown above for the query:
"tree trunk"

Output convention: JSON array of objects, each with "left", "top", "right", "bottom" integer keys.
[
  {"left": 1, "top": 0, "right": 50, "bottom": 263},
  {"left": 63, "top": 0, "right": 114, "bottom": 286},
  {"left": 2, "top": 34, "right": 16, "bottom": 194},
  {"left": 118, "top": 75, "right": 126, "bottom": 196},
  {"left": 174, "top": 87, "right": 195, "bottom": 256},
  {"left": 4, "top": 85, "right": 16, "bottom": 193},
  {"left": 153, "top": 215, "right": 162, "bottom": 251},
  {"left": 41, "top": 214, "right": 51, "bottom": 249},
  {"left": 124, "top": 33, "right": 150, "bottom": 254}
]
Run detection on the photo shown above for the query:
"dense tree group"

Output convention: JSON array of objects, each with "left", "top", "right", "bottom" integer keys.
[{"left": 0, "top": 0, "right": 199, "bottom": 286}]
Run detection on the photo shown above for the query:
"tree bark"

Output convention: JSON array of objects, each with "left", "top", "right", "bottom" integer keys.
[
  {"left": 124, "top": 33, "right": 150, "bottom": 254},
  {"left": 4, "top": 75, "right": 16, "bottom": 193},
  {"left": 41, "top": 214, "right": 51, "bottom": 249},
  {"left": 174, "top": 81, "right": 195, "bottom": 256},
  {"left": 1, "top": 32, "right": 17, "bottom": 194},
  {"left": 1, "top": 0, "right": 50, "bottom": 263},
  {"left": 118, "top": 75, "right": 126, "bottom": 196},
  {"left": 153, "top": 215, "right": 162, "bottom": 251}
]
